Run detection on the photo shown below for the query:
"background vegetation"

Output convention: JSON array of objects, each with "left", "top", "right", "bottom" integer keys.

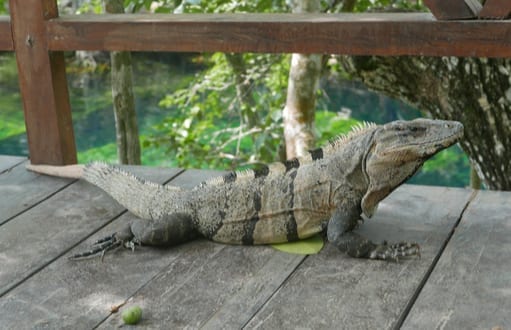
[{"left": 0, "top": 0, "right": 471, "bottom": 187}]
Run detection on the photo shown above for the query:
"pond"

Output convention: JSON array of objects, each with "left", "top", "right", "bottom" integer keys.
[{"left": 0, "top": 52, "right": 470, "bottom": 187}]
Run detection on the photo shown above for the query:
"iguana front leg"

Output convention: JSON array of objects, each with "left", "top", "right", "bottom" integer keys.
[
  {"left": 69, "top": 213, "right": 199, "bottom": 260},
  {"left": 327, "top": 208, "right": 420, "bottom": 261}
]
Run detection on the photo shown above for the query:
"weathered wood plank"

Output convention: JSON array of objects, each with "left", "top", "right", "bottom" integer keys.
[
  {"left": 47, "top": 13, "right": 511, "bottom": 57},
  {"left": 245, "top": 185, "right": 473, "bottom": 329},
  {"left": 97, "top": 170, "right": 304, "bottom": 328},
  {"left": 0, "top": 160, "right": 73, "bottom": 226},
  {"left": 100, "top": 240, "right": 304, "bottom": 328},
  {"left": 0, "top": 168, "right": 207, "bottom": 328},
  {"left": 0, "top": 155, "right": 26, "bottom": 173},
  {"left": 9, "top": 0, "right": 76, "bottom": 165},
  {"left": 0, "top": 16, "right": 13, "bottom": 50},
  {"left": 0, "top": 166, "right": 182, "bottom": 297},
  {"left": 402, "top": 190, "right": 511, "bottom": 329},
  {"left": 0, "top": 168, "right": 306, "bottom": 329}
]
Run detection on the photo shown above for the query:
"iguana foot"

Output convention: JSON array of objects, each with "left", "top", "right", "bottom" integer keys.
[
  {"left": 69, "top": 226, "right": 138, "bottom": 260},
  {"left": 68, "top": 234, "right": 122, "bottom": 260},
  {"left": 368, "top": 241, "right": 420, "bottom": 261},
  {"left": 328, "top": 227, "right": 420, "bottom": 261}
]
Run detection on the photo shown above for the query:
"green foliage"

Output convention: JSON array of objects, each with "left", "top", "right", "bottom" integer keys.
[
  {"left": 73, "top": 0, "right": 104, "bottom": 14},
  {"left": 0, "top": 0, "right": 470, "bottom": 188},
  {"left": 0, "top": 54, "right": 24, "bottom": 140},
  {"left": 145, "top": 52, "right": 290, "bottom": 169},
  {"left": 0, "top": 0, "right": 6, "bottom": 14},
  {"left": 315, "top": 111, "right": 361, "bottom": 145},
  {"left": 352, "top": 0, "right": 425, "bottom": 12},
  {"left": 408, "top": 145, "right": 470, "bottom": 187},
  {"left": 77, "top": 143, "right": 118, "bottom": 164},
  {"left": 130, "top": 0, "right": 288, "bottom": 14}
]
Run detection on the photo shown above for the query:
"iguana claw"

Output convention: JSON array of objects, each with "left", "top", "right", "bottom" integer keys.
[
  {"left": 69, "top": 233, "right": 125, "bottom": 260},
  {"left": 369, "top": 241, "right": 420, "bottom": 261}
]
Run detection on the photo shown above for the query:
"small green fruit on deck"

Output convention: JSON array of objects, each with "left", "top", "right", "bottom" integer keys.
[{"left": 122, "top": 306, "right": 142, "bottom": 325}]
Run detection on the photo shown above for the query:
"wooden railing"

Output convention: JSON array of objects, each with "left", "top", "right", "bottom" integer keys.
[{"left": 1, "top": 0, "right": 511, "bottom": 165}]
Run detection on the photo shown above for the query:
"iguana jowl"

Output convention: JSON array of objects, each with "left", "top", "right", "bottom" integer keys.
[{"left": 27, "top": 119, "right": 463, "bottom": 260}]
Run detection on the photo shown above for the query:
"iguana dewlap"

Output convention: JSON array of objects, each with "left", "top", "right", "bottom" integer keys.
[{"left": 27, "top": 119, "right": 464, "bottom": 261}]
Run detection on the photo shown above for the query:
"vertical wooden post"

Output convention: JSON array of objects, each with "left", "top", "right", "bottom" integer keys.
[{"left": 9, "top": 0, "right": 77, "bottom": 165}]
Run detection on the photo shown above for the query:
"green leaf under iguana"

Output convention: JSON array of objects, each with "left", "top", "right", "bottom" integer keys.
[{"left": 271, "top": 234, "right": 324, "bottom": 255}]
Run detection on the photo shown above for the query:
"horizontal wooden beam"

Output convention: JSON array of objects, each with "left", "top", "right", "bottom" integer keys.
[
  {"left": 0, "top": 17, "right": 13, "bottom": 50},
  {"left": 46, "top": 13, "right": 511, "bottom": 58}
]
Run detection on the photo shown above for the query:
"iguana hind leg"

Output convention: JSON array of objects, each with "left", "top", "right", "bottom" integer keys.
[
  {"left": 130, "top": 213, "right": 199, "bottom": 246},
  {"left": 69, "top": 213, "right": 199, "bottom": 260},
  {"left": 69, "top": 225, "right": 134, "bottom": 260},
  {"left": 327, "top": 208, "right": 420, "bottom": 261}
]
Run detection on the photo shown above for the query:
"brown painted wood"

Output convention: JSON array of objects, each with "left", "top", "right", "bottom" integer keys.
[
  {"left": 424, "top": 0, "right": 480, "bottom": 20},
  {"left": 479, "top": 0, "right": 511, "bottom": 19},
  {"left": 9, "top": 0, "right": 76, "bottom": 165},
  {"left": 0, "top": 166, "right": 182, "bottom": 297},
  {"left": 0, "top": 17, "right": 13, "bottom": 50},
  {"left": 245, "top": 185, "right": 474, "bottom": 329},
  {"left": 402, "top": 190, "right": 511, "bottom": 329},
  {"left": 0, "top": 160, "right": 73, "bottom": 225},
  {"left": 46, "top": 13, "right": 511, "bottom": 57}
]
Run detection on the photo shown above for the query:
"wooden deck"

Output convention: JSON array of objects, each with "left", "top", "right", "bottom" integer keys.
[{"left": 0, "top": 155, "right": 509, "bottom": 329}]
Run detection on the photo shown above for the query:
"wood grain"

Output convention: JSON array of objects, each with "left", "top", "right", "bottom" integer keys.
[
  {"left": 0, "top": 168, "right": 199, "bottom": 328},
  {"left": 46, "top": 13, "right": 511, "bottom": 57},
  {"left": 245, "top": 185, "right": 474, "bottom": 329},
  {"left": 2, "top": 158, "right": 508, "bottom": 328},
  {"left": 402, "top": 190, "right": 511, "bottom": 329},
  {"left": 0, "top": 155, "right": 25, "bottom": 173},
  {"left": 479, "top": 0, "right": 511, "bottom": 19},
  {"left": 0, "top": 161, "right": 73, "bottom": 226},
  {"left": 9, "top": 0, "right": 76, "bottom": 165},
  {"left": 100, "top": 239, "right": 304, "bottom": 328},
  {"left": 0, "top": 17, "right": 13, "bottom": 50},
  {"left": 0, "top": 166, "right": 181, "bottom": 297}
]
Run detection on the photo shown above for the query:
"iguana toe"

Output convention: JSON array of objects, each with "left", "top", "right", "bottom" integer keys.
[
  {"left": 68, "top": 233, "right": 125, "bottom": 260},
  {"left": 369, "top": 241, "right": 420, "bottom": 261}
]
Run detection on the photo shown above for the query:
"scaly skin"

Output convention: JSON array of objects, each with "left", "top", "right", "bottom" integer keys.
[{"left": 27, "top": 119, "right": 464, "bottom": 261}]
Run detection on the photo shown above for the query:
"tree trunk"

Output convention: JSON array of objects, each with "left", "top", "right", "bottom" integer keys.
[
  {"left": 105, "top": 0, "right": 141, "bottom": 165},
  {"left": 283, "top": 0, "right": 322, "bottom": 159},
  {"left": 224, "top": 53, "right": 259, "bottom": 128},
  {"left": 342, "top": 56, "right": 511, "bottom": 190}
]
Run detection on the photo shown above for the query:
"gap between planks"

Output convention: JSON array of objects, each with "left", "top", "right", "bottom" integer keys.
[
  {"left": 393, "top": 189, "right": 479, "bottom": 329},
  {"left": 0, "top": 160, "right": 77, "bottom": 227},
  {"left": 0, "top": 165, "right": 185, "bottom": 298}
]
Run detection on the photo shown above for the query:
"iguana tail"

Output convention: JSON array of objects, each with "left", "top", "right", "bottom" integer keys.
[
  {"left": 82, "top": 162, "right": 184, "bottom": 220},
  {"left": 26, "top": 163, "right": 84, "bottom": 179},
  {"left": 28, "top": 162, "right": 184, "bottom": 220}
]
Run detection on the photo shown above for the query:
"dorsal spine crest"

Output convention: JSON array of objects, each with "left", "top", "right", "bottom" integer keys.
[{"left": 198, "top": 121, "right": 377, "bottom": 189}]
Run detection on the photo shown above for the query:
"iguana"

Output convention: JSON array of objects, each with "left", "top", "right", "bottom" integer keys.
[{"left": 27, "top": 119, "right": 463, "bottom": 261}]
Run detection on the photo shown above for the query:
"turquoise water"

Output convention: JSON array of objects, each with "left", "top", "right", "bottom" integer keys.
[{"left": 0, "top": 52, "right": 470, "bottom": 186}]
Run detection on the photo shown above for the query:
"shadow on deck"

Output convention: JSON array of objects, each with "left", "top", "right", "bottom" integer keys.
[{"left": 0, "top": 155, "right": 509, "bottom": 329}]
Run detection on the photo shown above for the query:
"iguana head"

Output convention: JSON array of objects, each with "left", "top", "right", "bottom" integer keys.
[{"left": 361, "top": 118, "right": 464, "bottom": 218}]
